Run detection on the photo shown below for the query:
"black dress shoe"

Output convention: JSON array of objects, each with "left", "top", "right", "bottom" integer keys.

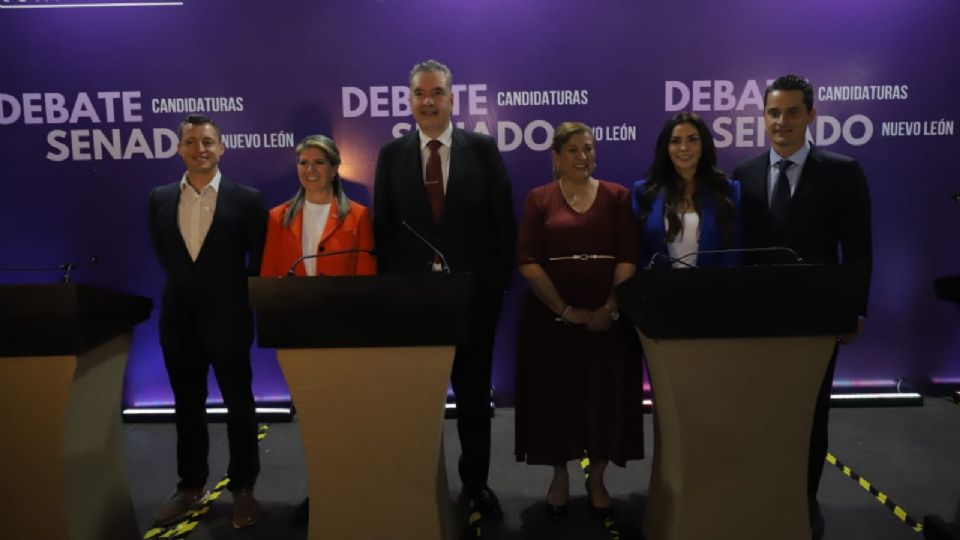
[{"left": 467, "top": 486, "right": 503, "bottom": 519}]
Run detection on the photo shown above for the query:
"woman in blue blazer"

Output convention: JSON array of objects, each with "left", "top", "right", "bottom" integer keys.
[{"left": 633, "top": 112, "right": 742, "bottom": 268}]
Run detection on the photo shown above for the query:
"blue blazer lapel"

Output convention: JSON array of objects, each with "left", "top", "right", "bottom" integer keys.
[
  {"left": 645, "top": 190, "right": 668, "bottom": 266},
  {"left": 698, "top": 188, "right": 719, "bottom": 252}
]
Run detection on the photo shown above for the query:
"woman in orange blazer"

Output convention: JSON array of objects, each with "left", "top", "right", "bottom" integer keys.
[{"left": 261, "top": 134, "right": 376, "bottom": 277}]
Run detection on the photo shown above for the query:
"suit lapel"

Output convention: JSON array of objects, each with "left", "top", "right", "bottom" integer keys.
[
  {"left": 698, "top": 187, "right": 718, "bottom": 251},
  {"left": 160, "top": 183, "right": 194, "bottom": 264},
  {"left": 195, "top": 176, "right": 230, "bottom": 264},
  {"left": 289, "top": 202, "right": 304, "bottom": 246},
  {"left": 279, "top": 205, "right": 307, "bottom": 276},
  {"left": 736, "top": 153, "right": 775, "bottom": 249},
  {"left": 791, "top": 145, "right": 824, "bottom": 217},
  {"left": 744, "top": 154, "right": 770, "bottom": 212},
  {"left": 443, "top": 129, "right": 467, "bottom": 226},
  {"left": 402, "top": 133, "right": 436, "bottom": 227},
  {"left": 318, "top": 198, "right": 342, "bottom": 244}
]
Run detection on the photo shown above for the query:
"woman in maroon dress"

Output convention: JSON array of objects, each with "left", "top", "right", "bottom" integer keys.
[{"left": 515, "top": 121, "right": 645, "bottom": 519}]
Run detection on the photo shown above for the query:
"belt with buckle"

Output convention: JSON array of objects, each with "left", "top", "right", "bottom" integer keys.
[{"left": 547, "top": 254, "right": 615, "bottom": 262}]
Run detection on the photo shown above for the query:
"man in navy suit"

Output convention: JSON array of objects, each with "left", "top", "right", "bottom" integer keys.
[
  {"left": 148, "top": 114, "right": 267, "bottom": 529},
  {"left": 374, "top": 60, "right": 516, "bottom": 520},
  {"left": 734, "top": 75, "right": 872, "bottom": 538}
]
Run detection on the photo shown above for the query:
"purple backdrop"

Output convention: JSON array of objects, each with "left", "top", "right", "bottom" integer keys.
[{"left": 1, "top": 0, "right": 958, "bottom": 407}]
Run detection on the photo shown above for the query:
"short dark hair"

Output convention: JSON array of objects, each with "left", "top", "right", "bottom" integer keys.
[
  {"left": 177, "top": 113, "right": 221, "bottom": 140},
  {"left": 765, "top": 75, "right": 814, "bottom": 111}
]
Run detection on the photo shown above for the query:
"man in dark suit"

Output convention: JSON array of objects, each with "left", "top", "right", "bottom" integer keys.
[
  {"left": 734, "top": 75, "right": 872, "bottom": 538},
  {"left": 148, "top": 114, "right": 267, "bottom": 529},
  {"left": 374, "top": 60, "right": 516, "bottom": 519}
]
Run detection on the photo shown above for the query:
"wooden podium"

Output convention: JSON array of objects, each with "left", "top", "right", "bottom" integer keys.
[
  {"left": 617, "top": 264, "right": 866, "bottom": 540},
  {"left": 249, "top": 273, "right": 472, "bottom": 540},
  {"left": 0, "top": 284, "right": 152, "bottom": 540}
]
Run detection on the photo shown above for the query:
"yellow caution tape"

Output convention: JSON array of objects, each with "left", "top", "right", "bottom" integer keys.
[
  {"left": 826, "top": 452, "right": 922, "bottom": 533},
  {"left": 142, "top": 424, "right": 269, "bottom": 539},
  {"left": 581, "top": 451, "right": 622, "bottom": 539}
]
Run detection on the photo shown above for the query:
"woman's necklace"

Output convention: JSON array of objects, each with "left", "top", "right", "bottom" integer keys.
[{"left": 558, "top": 178, "right": 594, "bottom": 207}]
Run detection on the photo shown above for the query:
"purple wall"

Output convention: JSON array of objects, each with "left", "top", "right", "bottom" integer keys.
[{"left": 1, "top": 0, "right": 958, "bottom": 406}]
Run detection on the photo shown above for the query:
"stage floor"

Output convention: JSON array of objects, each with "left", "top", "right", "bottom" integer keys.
[{"left": 123, "top": 398, "right": 960, "bottom": 539}]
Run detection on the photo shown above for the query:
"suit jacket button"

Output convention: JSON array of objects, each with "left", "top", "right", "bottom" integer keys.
[{"left": 318, "top": 246, "right": 325, "bottom": 252}]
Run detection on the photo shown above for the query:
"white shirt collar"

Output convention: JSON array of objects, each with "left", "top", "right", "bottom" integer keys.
[
  {"left": 770, "top": 141, "right": 811, "bottom": 168},
  {"left": 418, "top": 122, "right": 453, "bottom": 150},
  {"left": 180, "top": 170, "right": 222, "bottom": 193}
]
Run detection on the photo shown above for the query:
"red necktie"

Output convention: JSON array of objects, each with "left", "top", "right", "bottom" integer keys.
[{"left": 425, "top": 139, "right": 444, "bottom": 223}]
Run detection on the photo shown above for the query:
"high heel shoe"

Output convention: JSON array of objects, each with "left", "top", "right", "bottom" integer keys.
[
  {"left": 545, "top": 479, "right": 569, "bottom": 520},
  {"left": 545, "top": 501, "right": 568, "bottom": 520},
  {"left": 585, "top": 481, "right": 613, "bottom": 520}
]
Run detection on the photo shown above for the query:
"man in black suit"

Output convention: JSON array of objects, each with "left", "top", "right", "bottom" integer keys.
[
  {"left": 734, "top": 75, "right": 872, "bottom": 538},
  {"left": 374, "top": 60, "right": 516, "bottom": 519},
  {"left": 148, "top": 114, "right": 267, "bottom": 529}
]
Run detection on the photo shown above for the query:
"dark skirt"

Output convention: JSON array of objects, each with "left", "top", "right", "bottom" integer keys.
[{"left": 514, "top": 294, "right": 645, "bottom": 466}]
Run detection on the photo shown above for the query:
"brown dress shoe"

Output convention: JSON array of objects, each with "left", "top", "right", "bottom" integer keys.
[
  {"left": 232, "top": 489, "right": 260, "bottom": 529},
  {"left": 153, "top": 486, "right": 207, "bottom": 527}
]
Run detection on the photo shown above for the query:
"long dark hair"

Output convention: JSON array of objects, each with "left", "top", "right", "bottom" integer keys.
[
  {"left": 637, "top": 112, "right": 735, "bottom": 247},
  {"left": 283, "top": 135, "right": 351, "bottom": 227}
]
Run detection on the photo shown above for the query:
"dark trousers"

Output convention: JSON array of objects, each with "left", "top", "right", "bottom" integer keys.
[
  {"left": 808, "top": 344, "right": 840, "bottom": 509},
  {"left": 451, "top": 294, "right": 503, "bottom": 492},
  {"left": 162, "top": 338, "right": 260, "bottom": 492}
]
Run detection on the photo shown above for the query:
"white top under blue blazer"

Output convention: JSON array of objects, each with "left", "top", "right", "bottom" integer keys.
[{"left": 631, "top": 178, "right": 743, "bottom": 268}]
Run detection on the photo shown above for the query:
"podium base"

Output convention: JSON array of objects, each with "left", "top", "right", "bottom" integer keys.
[
  {"left": 639, "top": 331, "right": 835, "bottom": 540},
  {"left": 278, "top": 345, "right": 457, "bottom": 540},
  {"left": 0, "top": 333, "right": 139, "bottom": 540}
]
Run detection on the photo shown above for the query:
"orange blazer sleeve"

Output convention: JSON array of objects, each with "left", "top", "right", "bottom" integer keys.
[
  {"left": 354, "top": 204, "right": 377, "bottom": 275},
  {"left": 260, "top": 204, "right": 301, "bottom": 277}
]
